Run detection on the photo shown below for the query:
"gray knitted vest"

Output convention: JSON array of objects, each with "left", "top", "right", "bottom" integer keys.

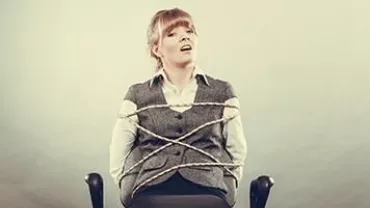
[{"left": 120, "top": 75, "right": 238, "bottom": 207}]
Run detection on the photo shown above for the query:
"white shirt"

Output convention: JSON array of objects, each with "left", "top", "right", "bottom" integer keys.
[{"left": 109, "top": 67, "right": 247, "bottom": 186}]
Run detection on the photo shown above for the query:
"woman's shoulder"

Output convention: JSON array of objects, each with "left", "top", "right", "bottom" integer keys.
[
  {"left": 125, "top": 78, "right": 155, "bottom": 92},
  {"left": 205, "top": 74, "right": 233, "bottom": 87},
  {"left": 203, "top": 74, "right": 235, "bottom": 93},
  {"left": 121, "top": 77, "right": 158, "bottom": 103},
  {"left": 196, "top": 73, "right": 237, "bottom": 102}
]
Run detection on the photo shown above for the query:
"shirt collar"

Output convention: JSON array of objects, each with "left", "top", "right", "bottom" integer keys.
[{"left": 149, "top": 66, "right": 210, "bottom": 87}]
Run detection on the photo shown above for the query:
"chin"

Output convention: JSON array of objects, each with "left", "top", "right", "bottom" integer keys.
[
  {"left": 182, "top": 57, "right": 196, "bottom": 64},
  {"left": 177, "top": 60, "right": 195, "bottom": 68}
]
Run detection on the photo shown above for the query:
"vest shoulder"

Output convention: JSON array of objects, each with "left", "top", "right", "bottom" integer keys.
[
  {"left": 129, "top": 80, "right": 151, "bottom": 90},
  {"left": 205, "top": 75, "right": 231, "bottom": 87},
  {"left": 205, "top": 75, "right": 236, "bottom": 98},
  {"left": 122, "top": 80, "right": 152, "bottom": 102}
]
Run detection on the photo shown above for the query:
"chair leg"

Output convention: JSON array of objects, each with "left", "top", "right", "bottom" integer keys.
[
  {"left": 85, "top": 172, "right": 104, "bottom": 208},
  {"left": 250, "top": 175, "right": 274, "bottom": 208}
]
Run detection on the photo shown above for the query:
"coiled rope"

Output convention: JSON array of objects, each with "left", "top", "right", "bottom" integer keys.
[{"left": 117, "top": 102, "right": 244, "bottom": 198}]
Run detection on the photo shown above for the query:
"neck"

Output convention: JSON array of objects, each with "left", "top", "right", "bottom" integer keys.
[{"left": 162, "top": 62, "right": 195, "bottom": 89}]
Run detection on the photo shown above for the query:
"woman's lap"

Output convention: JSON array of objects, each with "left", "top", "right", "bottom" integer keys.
[{"left": 133, "top": 172, "right": 226, "bottom": 199}]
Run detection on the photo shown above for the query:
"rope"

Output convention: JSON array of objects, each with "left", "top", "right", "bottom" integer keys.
[
  {"left": 123, "top": 102, "right": 238, "bottom": 118},
  {"left": 117, "top": 102, "right": 243, "bottom": 198}
]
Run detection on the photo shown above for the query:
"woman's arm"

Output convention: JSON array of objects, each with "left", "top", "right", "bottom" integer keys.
[
  {"left": 223, "top": 97, "right": 248, "bottom": 182},
  {"left": 109, "top": 100, "right": 138, "bottom": 185}
]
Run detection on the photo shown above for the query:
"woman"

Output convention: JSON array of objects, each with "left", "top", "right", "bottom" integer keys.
[{"left": 109, "top": 8, "right": 247, "bottom": 208}]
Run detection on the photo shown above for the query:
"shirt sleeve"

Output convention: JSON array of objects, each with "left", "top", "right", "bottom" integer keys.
[
  {"left": 223, "top": 97, "right": 247, "bottom": 182},
  {"left": 109, "top": 99, "right": 138, "bottom": 185}
]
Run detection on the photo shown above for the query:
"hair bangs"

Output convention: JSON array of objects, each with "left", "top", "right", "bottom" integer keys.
[
  {"left": 160, "top": 18, "right": 196, "bottom": 37},
  {"left": 156, "top": 9, "right": 196, "bottom": 39}
]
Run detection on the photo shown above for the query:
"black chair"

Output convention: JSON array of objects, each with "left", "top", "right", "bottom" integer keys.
[{"left": 85, "top": 173, "right": 274, "bottom": 208}]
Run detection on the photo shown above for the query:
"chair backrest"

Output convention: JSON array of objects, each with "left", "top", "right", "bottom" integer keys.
[{"left": 129, "top": 194, "right": 231, "bottom": 208}]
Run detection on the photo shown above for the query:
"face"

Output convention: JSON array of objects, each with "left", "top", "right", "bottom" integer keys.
[{"left": 154, "top": 23, "right": 198, "bottom": 68}]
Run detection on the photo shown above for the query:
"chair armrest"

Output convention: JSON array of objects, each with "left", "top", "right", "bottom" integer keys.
[
  {"left": 85, "top": 172, "right": 104, "bottom": 208},
  {"left": 249, "top": 175, "right": 274, "bottom": 208}
]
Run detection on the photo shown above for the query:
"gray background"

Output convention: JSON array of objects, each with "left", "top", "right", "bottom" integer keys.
[{"left": 1, "top": 0, "right": 369, "bottom": 208}]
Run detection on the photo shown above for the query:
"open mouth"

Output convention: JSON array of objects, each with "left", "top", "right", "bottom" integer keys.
[{"left": 180, "top": 44, "right": 192, "bottom": 52}]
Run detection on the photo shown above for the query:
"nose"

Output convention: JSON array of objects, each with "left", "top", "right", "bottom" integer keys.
[
  {"left": 180, "top": 32, "right": 190, "bottom": 42},
  {"left": 181, "top": 36, "right": 189, "bottom": 41}
]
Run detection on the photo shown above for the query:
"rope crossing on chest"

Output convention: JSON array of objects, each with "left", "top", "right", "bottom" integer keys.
[{"left": 118, "top": 102, "right": 244, "bottom": 197}]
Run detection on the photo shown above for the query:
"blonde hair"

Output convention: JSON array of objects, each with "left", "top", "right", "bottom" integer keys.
[{"left": 147, "top": 8, "right": 197, "bottom": 70}]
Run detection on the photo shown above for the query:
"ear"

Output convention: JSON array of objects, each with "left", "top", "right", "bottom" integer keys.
[{"left": 152, "top": 44, "right": 162, "bottom": 58}]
